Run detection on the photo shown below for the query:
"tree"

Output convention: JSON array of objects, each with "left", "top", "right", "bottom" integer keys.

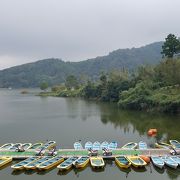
[
  {"left": 65, "top": 75, "right": 79, "bottom": 89},
  {"left": 161, "top": 34, "right": 180, "bottom": 58},
  {"left": 40, "top": 82, "right": 48, "bottom": 91}
]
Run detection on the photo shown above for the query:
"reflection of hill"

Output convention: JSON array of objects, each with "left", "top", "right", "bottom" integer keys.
[{"left": 98, "top": 102, "right": 180, "bottom": 141}]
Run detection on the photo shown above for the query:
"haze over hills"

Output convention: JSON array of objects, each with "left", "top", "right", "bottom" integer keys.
[{"left": 0, "top": 41, "right": 163, "bottom": 88}]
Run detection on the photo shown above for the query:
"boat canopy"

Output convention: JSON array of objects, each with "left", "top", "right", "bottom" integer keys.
[
  {"left": 93, "top": 141, "right": 101, "bottom": 150},
  {"left": 85, "top": 141, "right": 93, "bottom": 150},
  {"left": 74, "top": 142, "right": 83, "bottom": 150},
  {"left": 100, "top": 141, "right": 109, "bottom": 150},
  {"left": 108, "top": 141, "right": 118, "bottom": 150}
]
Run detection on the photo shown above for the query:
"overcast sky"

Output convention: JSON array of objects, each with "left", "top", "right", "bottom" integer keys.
[{"left": 0, "top": 0, "right": 180, "bottom": 69}]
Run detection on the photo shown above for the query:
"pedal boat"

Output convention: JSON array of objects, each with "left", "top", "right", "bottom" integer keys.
[
  {"left": 138, "top": 141, "right": 147, "bottom": 150},
  {"left": 57, "top": 156, "right": 79, "bottom": 171},
  {"left": 100, "top": 141, "right": 109, "bottom": 150},
  {"left": 151, "top": 156, "right": 165, "bottom": 169},
  {"left": 37, "top": 156, "right": 64, "bottom": 170},
  {"left": 115, "top": 156, "right": 131, "bottom": 169},
  {"left": 0, "top": 157, "right": 12, "bottom": 168},
  {"left": 93, "top": 141, "right": 101, "bottom": 151},
  {"left": 126, "top": 156, "right": 147, "bottom": 168},
  {"left": 90, "top": 157, "right": 105, "bottom": 168},
  {"left": 85, "top": 141, "right": 93, "bottom": 150},
  {"left": 74, "top": 142, "right": 83, "bottom": 150},
  {"left": 73, "top": 156, "right": 89, "bottom": 169},
  {"left": 108, "top": 141, "right": 118, "bottom": 150}
]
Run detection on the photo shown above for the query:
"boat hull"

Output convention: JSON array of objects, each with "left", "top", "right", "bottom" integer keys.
[
  {"left": 122, "top": 142, "right": 138, "bottom": 149},
  {"left": 155, "top": 142, "right": 172, "bottom": 149},
  {"left": 0, "top": 157, "right": 12, "bottom": 168},
  {"left": 38, "top": 158, "right": 64, "bottom": 170},
  {"left": 151, "top": 156, "right": 164, "bottom": 169},
  {"left": 74, "top": 157, "right": 89, "bottom": 169},
  {"left": 115, "top": 156, "right": 131, "bottom": 169},
  {"left": 127, "top": 156, "right": 147, "bottom": 168},
  {"left": 57, "top": 157, "right": 79, "bottom": 171},
  {"left": 90, "top": 157, "right": 105, "bottom": 168}
]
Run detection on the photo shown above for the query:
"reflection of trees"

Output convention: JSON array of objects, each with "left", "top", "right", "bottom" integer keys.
[
  {"left": 166, "top": 168, "right": 180, "bottom": 180},
  {"left": 65, "top": 97, "right": 180, "bottom": 141},
  {"left": 65, "top": 98, "right": 101, "bottom": 120},
  {"left": 99, "top": 102, "right": 180, "bottom": 141}
]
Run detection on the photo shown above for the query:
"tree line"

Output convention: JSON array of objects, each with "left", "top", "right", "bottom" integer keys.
[{"left": 43, "top": 34, "right": 180, "bottom": 113}]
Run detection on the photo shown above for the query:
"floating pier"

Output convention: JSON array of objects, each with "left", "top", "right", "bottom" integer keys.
[{"left": 0, "top": 148, "right": 172, "bottom": 160}]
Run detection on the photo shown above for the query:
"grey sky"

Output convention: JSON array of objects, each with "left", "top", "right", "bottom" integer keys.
[{"left": 0, "top": 0, "right": 180, "bottom": 69}]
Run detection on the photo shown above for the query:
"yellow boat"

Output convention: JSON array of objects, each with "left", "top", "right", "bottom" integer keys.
[
  {"left": 0, "top": 157, "right": 12, "bottom": 168},
  {"left": 155, "top": 142, "right": 172, "bottom": 149},
  {"left": 24, "top": 156, "right": 53, "bottom": 170},
  {"left": 90, "top": 157, "right": 105, "bottom": 168},
  {"left": 57, "top": 156, "right": 79, "bottom": 171},
  {"left": 115, "top": 156, "right": 131, "bottom": 169},
  {"left": 126, "top": 156, "right": 147, "bottom": 168},
  {"left": 37, "top": 156, "right": 64, "bottom": 170},
  {"left": 11, "top": 157, "right": 39, "bottom": 170},
  {"left": 73, "top": 156, "right": 89, "bottom": 169}
]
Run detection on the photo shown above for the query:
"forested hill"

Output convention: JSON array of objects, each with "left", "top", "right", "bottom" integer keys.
[{"left": 0, "top": 41, "right": 163, "bottom": 88}]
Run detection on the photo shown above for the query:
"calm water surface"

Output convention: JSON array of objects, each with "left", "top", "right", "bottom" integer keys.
[{"left": 0, "top": 89, "right": 180, "bottom": 180}]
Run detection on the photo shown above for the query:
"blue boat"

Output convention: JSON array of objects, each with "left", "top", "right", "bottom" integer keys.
[
  {"left": 93, "top": 141, "right": 101, "bottom": 151},
  {"left": 57, "top": 156, "right": 79, "bottom": 171},
  {"left": 169, "top": 140, "right": 180, "bottom": 149},
  {"left": 74, "top": 142, "right": 83, "bottom": 150},
  {"left": 161, "top": 156, "right": 178, "bottom": 169},
  {"left": 138, "top": 141, "right": 147, "bottom": 150},
  {"left": 151, "top": 156, "right": 164, "bottom": 169},
  {"left": 170, "top": 156, "right": 180, "bottom": 165},
  {"left": 85, "top": 142, "right": 93, "bottom": 150},
  {"left": 100, "top": 141, "right": 109, "bottom": 150},
  {"left": 108, "top": 141, "right": 118, "bottom": 150}
]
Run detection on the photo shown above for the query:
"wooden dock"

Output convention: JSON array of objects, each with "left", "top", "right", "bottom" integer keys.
[{"left": 0, "top": 148, "right": 172, "bottom": 160}]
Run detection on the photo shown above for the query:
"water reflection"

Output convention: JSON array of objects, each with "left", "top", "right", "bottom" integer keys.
[
  {"left": 166, "top": 167, "right": 180, "bottom": 180},
  {"left": 98, "top": 102, "right": 180, "bottom": 141}
]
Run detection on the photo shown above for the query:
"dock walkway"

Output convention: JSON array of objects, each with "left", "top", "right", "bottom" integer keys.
[{"left": 0, "top": 148, "right": 172, "bottom": 160}]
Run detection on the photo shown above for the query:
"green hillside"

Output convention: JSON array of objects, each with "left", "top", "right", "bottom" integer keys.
[{"left": 0, "top": 42, "right": 163, "bottom": 88}]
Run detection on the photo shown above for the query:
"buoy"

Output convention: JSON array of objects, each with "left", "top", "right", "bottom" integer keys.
[
  {"left": 139, "top": 155, "right": 150, "bottom": 163},
  {"left": 148, "top": 129, "right": 157, "bottom": 136}
]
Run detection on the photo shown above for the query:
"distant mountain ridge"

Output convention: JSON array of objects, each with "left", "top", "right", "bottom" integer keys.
[{"left": 0, "top": 41, "right": 163, "bottom": 88}]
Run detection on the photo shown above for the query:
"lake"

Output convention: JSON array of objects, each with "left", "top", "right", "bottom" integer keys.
[{"left": 0, "top": 89, "right": 180, "bottom": 180}]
